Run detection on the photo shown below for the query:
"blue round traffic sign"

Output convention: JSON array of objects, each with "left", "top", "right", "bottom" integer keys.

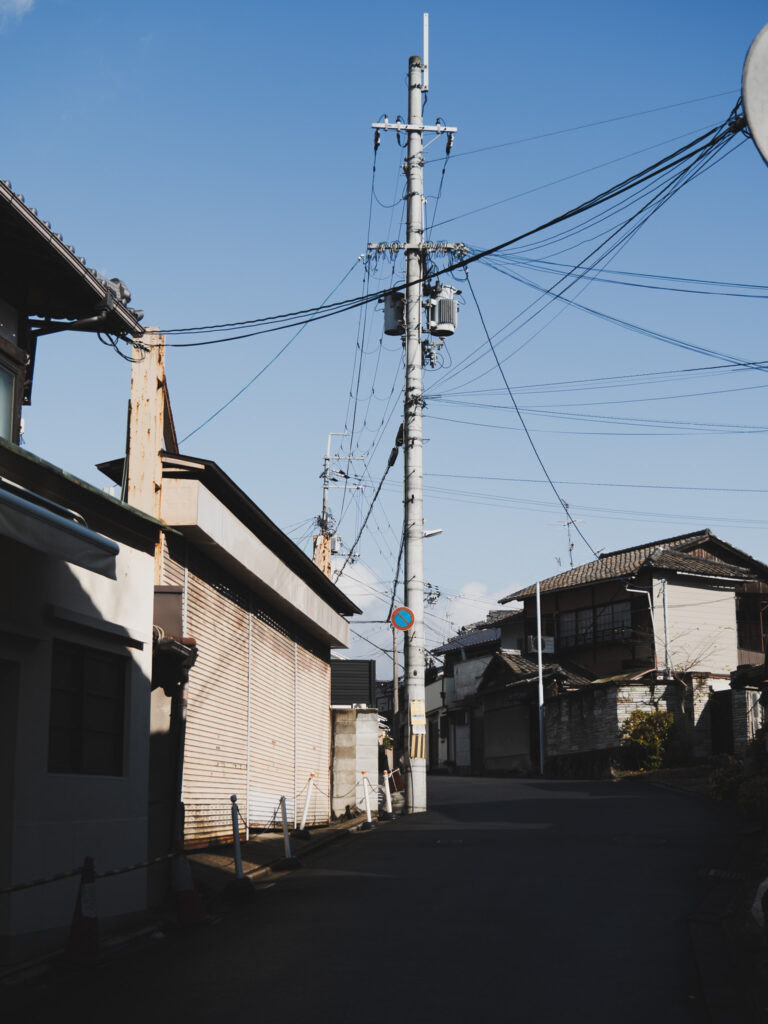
[{"left": 391, "top": 606, "right": 415, "bottom": 631}]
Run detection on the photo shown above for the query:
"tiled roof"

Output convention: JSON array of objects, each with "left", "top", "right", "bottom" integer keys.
[
  {"left": 500, "top": 530, "right": 754, "bottom": 601},
  {"left": 0, "top": 177, "right": 144, "bottom": 334},
  {"left": 647, "top": 549, "right": 754, "bottom": 580},
  {"left": 482, "top": 652, "right": 591, "bottom": 690},
  {"left": 431, "top": 626, "right": 501, "bottom": 656}
]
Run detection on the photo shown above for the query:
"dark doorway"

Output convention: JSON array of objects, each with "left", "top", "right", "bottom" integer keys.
[{"left": 711, "top": 689, "right": 734, "bottom": 755}]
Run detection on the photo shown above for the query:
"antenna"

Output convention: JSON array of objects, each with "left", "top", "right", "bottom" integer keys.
[{"left": 423, "top": 12, "right": 429, "bottom": 92}]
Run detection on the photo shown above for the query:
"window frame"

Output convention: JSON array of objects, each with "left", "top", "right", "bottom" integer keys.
[{"left": 47, "top": 639, "right": 129, "bottom": 777}]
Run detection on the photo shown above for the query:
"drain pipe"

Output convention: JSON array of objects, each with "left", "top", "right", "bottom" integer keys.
[{"left": 624, "top": 582, "right": 658, "bottom": 674}]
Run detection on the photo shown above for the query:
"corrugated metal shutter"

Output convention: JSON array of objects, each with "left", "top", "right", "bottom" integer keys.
[
  {"left": 295, "top": 645, "right": 331, "bottom": 827},
  {"left": 160, "top": 538, "right": 332, "bottom": 840},
  {"left": 182, "top": 556, "right": 249, "bottom": 846},
  {"left": 249, "top": 610, "right": 296, "bottom": 826}
]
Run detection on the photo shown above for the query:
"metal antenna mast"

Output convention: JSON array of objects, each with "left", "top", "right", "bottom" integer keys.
[{"left": 371, "top": 15, "right": 459, "bottom": 813}]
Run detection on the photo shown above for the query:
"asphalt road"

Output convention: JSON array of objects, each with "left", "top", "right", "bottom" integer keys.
[{"left": 3, "top": 776, "right": 743, "bottom": 1023}]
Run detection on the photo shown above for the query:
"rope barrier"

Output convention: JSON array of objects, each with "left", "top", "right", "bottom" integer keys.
[{"left": 0, "top": 851, "right": 177, "bottom": 896}]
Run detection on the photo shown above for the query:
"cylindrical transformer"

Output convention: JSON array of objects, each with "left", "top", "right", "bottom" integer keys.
[
  {"left": 383, "top": 291, "right": 405, "bottom": 335},
  {"left": 427, "top": 285, "right": 459, "bottom": 337}
]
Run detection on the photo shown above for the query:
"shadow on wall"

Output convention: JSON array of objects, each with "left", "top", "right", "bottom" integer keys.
[{"left": 0, "top": 538, "right": 153, "bottom": 963}]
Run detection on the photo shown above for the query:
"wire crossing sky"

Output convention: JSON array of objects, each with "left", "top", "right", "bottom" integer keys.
[{"left": 5, "top": 0, "right": 768, "bottom": 667}]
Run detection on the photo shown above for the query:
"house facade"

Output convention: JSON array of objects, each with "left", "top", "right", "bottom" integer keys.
[
  {"left": 429, "top": 610, "right": 525, "bottom": 772},
  {"left": 499, "top": 530, "right": 768, "bottom": 769},
  {"left": 0, "top": 180, "right": 160, "bottom": 959}
]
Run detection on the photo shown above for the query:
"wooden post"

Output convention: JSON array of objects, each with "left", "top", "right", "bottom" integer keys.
[
  {"left": 312, "top": 533, "right": 332, "bottom": 577},
  {"left": 126, "top": 327, "right": 165, "bottom": 581}
]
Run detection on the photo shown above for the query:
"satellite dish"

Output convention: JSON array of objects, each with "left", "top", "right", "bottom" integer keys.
[{"left": 743, "top": 22, "right": 768, "bottom": 166}]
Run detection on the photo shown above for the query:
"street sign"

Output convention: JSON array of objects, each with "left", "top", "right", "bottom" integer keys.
[{"left": 391, "top": 606, "right": 415, "bottom": 630}]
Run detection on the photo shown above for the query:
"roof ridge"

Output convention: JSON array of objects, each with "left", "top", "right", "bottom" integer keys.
[{"left": 598, "top": 529, "right": 711, "bottom": 560}]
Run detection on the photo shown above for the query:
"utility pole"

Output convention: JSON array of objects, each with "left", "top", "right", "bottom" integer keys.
[
  {"left": 371, "top": 17, "right": 459, "bottom": 813},
  {"left": 312, "top": 431, "right": 363, "bottom": 578}
]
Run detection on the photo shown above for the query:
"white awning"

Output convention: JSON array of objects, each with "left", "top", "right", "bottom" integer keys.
[{"left": 0, "top": 486, "right": 119, "bottom": 578}]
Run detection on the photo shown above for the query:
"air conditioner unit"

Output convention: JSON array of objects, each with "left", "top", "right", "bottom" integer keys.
[{"left": 527, "top": 635, "right": 555, "bottom": 654}]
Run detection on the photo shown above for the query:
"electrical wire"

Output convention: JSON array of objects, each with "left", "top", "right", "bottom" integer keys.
[
  {"left": 152, "top": 111, "right": 743, "bottom": 351},
  {"left": 179, "top": 261, "right": 360, "bottom": 444},
  {"left": 425, "top": 89, "right": 737, "bottom": 163},
  {"left": 465, "top": 269, "right": 600, "bottom": 560}
]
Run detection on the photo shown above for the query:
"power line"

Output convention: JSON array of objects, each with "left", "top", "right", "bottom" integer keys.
[
  {"left": 430, "top": 123, "right": 718, "bottom": 229},
  {"left": 464, "top": 269, "right": 601, "bottom": 561},
  {"left": 426, "top": 89, "right": 737, "bottom": 163},
  {"left": 152, "top": 114, "right": 741, "bottom": 351},
  {"left": 179, "top": 261, "right": 360, "bottom": 444},
  {"left": 333, "top": 431, "right": 401, "bottom": 583}
]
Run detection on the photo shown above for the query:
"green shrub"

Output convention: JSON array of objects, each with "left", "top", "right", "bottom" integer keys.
[
  {"left": 619, "top": 709, "right": 675, "bottom": 771},
  {"left": 709, "top": 756, "right": 744, "bottom": 802},
  {"left": 736, "top": 774, "right": 768, "bottom": 819}
]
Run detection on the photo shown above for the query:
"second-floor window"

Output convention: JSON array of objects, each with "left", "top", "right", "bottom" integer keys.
[{"left": 558, "top": 601, "right": 631, "bottom": 648}]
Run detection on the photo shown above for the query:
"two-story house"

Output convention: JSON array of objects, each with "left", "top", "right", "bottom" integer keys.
[{"left": 499, "top": 530, "right": 768, "bottom": 770}]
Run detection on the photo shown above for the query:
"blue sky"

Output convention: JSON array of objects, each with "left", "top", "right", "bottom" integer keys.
[{"left": 4, "top": 1, "right": 768, "bottom": 669}]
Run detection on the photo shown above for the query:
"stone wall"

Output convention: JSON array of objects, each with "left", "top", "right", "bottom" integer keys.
[{"left": 545, "top": 680, "right": 685, "bottom": 760}]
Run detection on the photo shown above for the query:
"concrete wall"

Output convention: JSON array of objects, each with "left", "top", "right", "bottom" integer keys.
[
  {"left": 453, "top": 655, "right": 492, "bottom": 702},
  {"left": 331, "top": 708, "right": 379, "bottom": 818},
  {"left": 0, "top": 535, "right": 154, "bottom": 958}
]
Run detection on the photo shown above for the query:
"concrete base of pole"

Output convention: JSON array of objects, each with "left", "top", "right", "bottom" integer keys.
[
  {"left": 405, "top": 762, "right": 427, "bottom": 814},
  {"left": 272, "top": 857, "right": 303, "bottom": 871},
  {"left": 224, "top": 876, "right": 256, "bottom": 899},
  {"left": 360, "top": 820, "right": 376, "bottom": 831},
  {"left": 293, "top": 827, "right": 312, "bottom": 841}
]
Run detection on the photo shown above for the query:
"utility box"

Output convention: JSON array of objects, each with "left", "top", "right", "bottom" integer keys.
[
  {"left": 426, "top": 285, "right": 460, "bottom": 337},
  {"left": 383, "top": 291, "right": 405, "bottom": 336}
]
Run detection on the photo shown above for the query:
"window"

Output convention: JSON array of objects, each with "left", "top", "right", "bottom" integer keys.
[
  {"left": 558, "top": 601, "right": 632, "bottom": 648},
  {"left": 595, "top": 601, "right": 632, "bottom": 642},
  {"left": 558, "top": 610, "right": 577, "bottom": 648},
  {"left": 576, "top": 608, "right": 593, "bottom": 644},
  {"left": 48, "top": 641, "right": 126, "bottom": 776}
]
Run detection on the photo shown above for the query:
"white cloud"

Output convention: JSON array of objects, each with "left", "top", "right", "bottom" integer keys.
[
  {"left": 0, "top": 0, "right": 33, "bottom": 15},
  {"left": 440, "top": 580, "right": 514, "bottom": 633},
  {"left": 332, "top": 558, "right": 388, "bottom": 616},
  {"left": 0, "top": 0, "right": 33, "bottom": 28}
]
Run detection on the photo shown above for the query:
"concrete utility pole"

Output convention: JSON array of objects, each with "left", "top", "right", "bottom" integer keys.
[
  {"left": 403, "top": 53, "right": 428, "bottom": 812},
  {"left": 371, "top": 20, "right": 458, "bottom": 813}
]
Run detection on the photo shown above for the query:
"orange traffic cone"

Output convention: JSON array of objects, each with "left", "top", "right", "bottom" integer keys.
[
  {"left": 171, "top": 848, "right": 208, "bottom": 926},
  {"left": 67, "top": 856, "right": 100, "bottom": 964}
]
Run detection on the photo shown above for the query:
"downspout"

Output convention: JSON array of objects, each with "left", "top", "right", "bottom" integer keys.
[
  {"left": 173, "top": 541, "right": 190, "bottom": 846},
  {"left": 661, "top": 578, "right": 671, "bottom": 679},
  {"left": 293, "top": 640, "right": 298, "bottom": 828},
  {"left": 246, "top": 606, "right": 252, "bottom": 842},
  {"left": 624, "top": 582, "right": 658, "bottom": 674}
]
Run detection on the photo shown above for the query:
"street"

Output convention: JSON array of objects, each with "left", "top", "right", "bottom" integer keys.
[{"left": 3, "top": 776, "right": 742, "bottom": 1023}]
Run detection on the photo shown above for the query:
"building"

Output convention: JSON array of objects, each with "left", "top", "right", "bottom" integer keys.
[
  {"left": 0, "top": 179, "right": 159, "bottom": 959},
  {"left": 429, "top": 610, "right": 524, "bottom": 772},
  {"left": 498, "top": 530, "right": 768, "bottom": 769},
  {"left": 98, "top": 446, "right": 361, "bottom": 847}
]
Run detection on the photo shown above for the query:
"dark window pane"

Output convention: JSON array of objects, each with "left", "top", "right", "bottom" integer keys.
[{"left": 48, "top": 641, "right": 125, "bottom": 776}]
